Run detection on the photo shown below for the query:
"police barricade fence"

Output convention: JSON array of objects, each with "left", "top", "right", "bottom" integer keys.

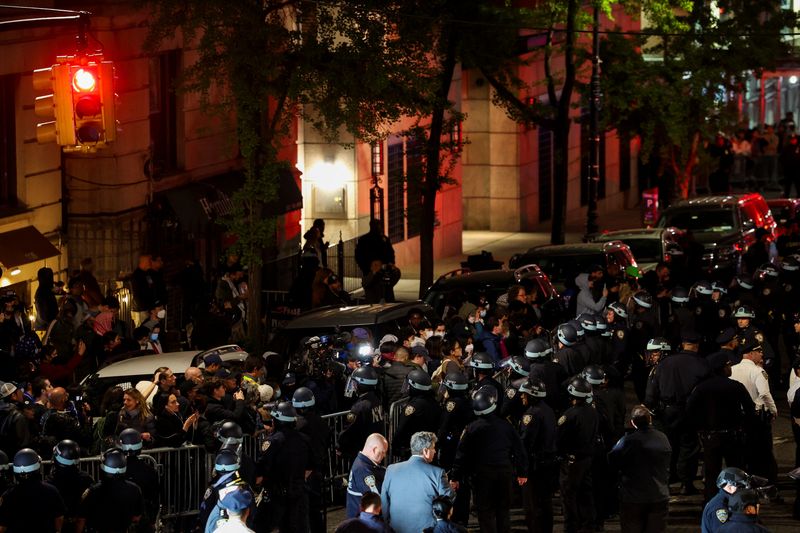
[
  {"left": 387, "top": 398, "right": 405, "bottom": 464},
  {"left": 322, "top": 409, "right": 355, "bottom": 503}
]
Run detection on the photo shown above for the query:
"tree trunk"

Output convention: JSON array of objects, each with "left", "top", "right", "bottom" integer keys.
[
  {"left": 418, "top": 32, "right": 458, "bottom": 298},
  {"left": 550, "top": 123, "right": 570, "bottom": 244},
  {"left": 247, "top": 258, "right": 264, "bottom": 349}
]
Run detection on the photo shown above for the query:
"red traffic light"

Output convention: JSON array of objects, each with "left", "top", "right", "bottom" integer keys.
[{"left": 72, "top": 68, "right": 97, "bottom": 92}]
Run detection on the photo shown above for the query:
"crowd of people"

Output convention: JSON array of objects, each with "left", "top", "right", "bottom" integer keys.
[{"left": 1, "top": 211, "right": 800, "bottom": 532}]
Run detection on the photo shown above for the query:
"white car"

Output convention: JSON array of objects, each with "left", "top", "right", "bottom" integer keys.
[{"left": 80, "top": 345, "right": 249, "bottom": 403}]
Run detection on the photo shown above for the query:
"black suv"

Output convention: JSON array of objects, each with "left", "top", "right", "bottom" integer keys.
[
  {"left": 422, "top": 265, "right": 562, "bottom": 327},
  {"left": 657, "top": 193, "right": 776, "bottom": 276},
  {"left": 508, "top": 241, "right": 637, "bottom": 292}
]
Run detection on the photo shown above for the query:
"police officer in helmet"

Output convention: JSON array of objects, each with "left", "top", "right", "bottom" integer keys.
[
  {"left": 557, "top": 377, "right": 600, "bottom": 533},
  {"left": 0, "top": 448, "right": 65, "bottom": 532},
  {"left": 118, "top": 428, "right": 160, "bottom": 532},
  {"left": 196, "top": 448, "right": 249, "bottom": 533},
  {"left": 524, "top": 338, "right": 566, "bottom": 411},
  {"left": 77, "top": 448, "right": 145, "bottom": 533},
  {"left": 500, "top": 356, "right": 531, "bottom": 424},
  {"left": 436, "top": 371, "right": 473, "bottom": 525},
  {"left": 292, "top": 387, "right": 329, "bottom": 533},
  {"left": 392, "top": 369, "right": 441, "bottom": 458},
  {"left": 47, "top": 440, "right": 93, "bottom": 533},
  {"left": 701, "top": 466, "right": 750, "bottom": 533},
  {"left": 518, "top": 378, "right": 557, "bottom": 533},
  {"left": 450, "top": 386, "right": 527, "bottom": 533},
  {"left": 552, "top": 323, "right": 584, "bottom": 378},
  {"left": 468, "top": 352, "right": 504, "bottom": 411},
  {"left": 338, "top": 366, "right": 385, "bottom": 459}
]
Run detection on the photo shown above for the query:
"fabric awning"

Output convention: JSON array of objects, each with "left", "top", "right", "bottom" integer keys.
[
  {"left": 0, "top": 226, "right": 60, "bottom": 268},
  {"left": 157, "top": 169, "right": 303, "bottom": 235}
]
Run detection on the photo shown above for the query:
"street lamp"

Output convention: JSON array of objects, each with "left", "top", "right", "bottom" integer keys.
[
  {"left": 370, "top": 141, "right": 385, "bottom": 232},
  {"left": 585, "top": 4, "right": 601, "bottom": 239}
]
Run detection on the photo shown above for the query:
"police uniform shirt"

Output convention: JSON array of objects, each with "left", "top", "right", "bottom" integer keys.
[
  {"left": 258, "top": 427, "right": 314, "bottom": 498},
  {"left": 47, "top": 467, "right": 94, "bottom": 518},
  {"left": 520, "top": 401, "right": 557, "bottom": 474},
  {"left": 452, "top": 413, "right": 528, "bottom": 480},
  {"left": 338, "top": 391, "right": 384, "bottom": 458},
  {"left": 528, "top": 361, "right": 567, "bottom": 411},
  {"left": 78, "top": 477, "right": 144, "bottom": 532},
  {"left": 685, "top": 375, "right": 755, "bottom": 431},
  {"left": 646, "top": 351, "right": 710, "bottom": 407},
  {"left": 552, "top": 347, "right": 584, "bottom": 377},
  {"left": 717, "top": 513, "right": 771, "bottom": 532},
  {"left": 702, "top": 490, "right": 731, "bottom": 533},
  {"left": 345, "top": 451, "right": 386, "bottom": 518},
  {"left": 0, "top": 478, "right": 66, "bottom": 532},
  {"left": 730, "top": 359, "right": 778, "bottom": 415},
  {"left": 436, "top": 395, "right": 474, "bottom": 470},
  {"left": 555, "top": 403, "right": 599, "bottom": 458}
]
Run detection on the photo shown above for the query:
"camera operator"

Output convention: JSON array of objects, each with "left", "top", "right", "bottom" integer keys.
[{"left": 363, "top": 259, "right": 401, "bottom": 304}]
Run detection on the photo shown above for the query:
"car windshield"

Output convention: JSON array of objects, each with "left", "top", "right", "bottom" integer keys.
[
  {"left": 529, "top": 254, "right": 605, "bottom": 286},
  {"left": 615, "top": 238, "right": 662, "bottom": 263},
  {"left": 772, "top": 205, "right": 792, "bottom": 222},
  {"left": 660, "top": 210, "right": 735, "bottom": 232}
]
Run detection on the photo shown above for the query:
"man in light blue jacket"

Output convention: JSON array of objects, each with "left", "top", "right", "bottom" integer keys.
[{"left": 381, "top": 431, "right": 455, "bottom": 533}]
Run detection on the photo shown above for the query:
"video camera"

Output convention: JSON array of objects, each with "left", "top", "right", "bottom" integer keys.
[
  {"left": 288, "top": 332, "right": 350, "bottom": 379},
  {"left": 747, "top": 474, "right": 778, "bottom": 501}
]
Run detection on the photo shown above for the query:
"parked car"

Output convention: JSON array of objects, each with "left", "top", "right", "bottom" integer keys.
[
  {"left": 591, "top": 227, "right": 686, "bottom": 273},
  {"left": 766, "top": 198, "right": 800, "bottom": 235},
  {"left": 422, "top": 264, "right": 563, "bottom": 327},
  {"left": 80, "top": 344, "right": 249, "bottom": 407},
  {"left": 657, "top": 193, "right": 776, "bottom": 275},
  {"left": 508, "top": 241, "right": 637, "bottom": 293}
]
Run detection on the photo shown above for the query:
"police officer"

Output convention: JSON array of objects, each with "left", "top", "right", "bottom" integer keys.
[
  {"left": 0, "top": 448, "right": 65, "bottom": 533},
  {"left": 645, "top": 330, "right": 709, "bottom": 495},
  {"left": 557, "top": 377, "right": 599, "bottom": 533},
  {"left": 293, "top": 387, "right": 329, "bottom": 533},
  {"left": 729, "top": 274, "right": 758, "bottom": 310},
  {"left": 525, "top": 338, "right": 566, "bottom": 412},
  {"left": 338, "top": 366, "right": 385, "bottom": 459},
  {"left": 436, "top": 371, "right": 473, "bottom": 526},
  {"left": 450, "top": 387, "right": 527, "bottom": 533},
  {"left": 215, "top": 421, "right": 257, "bottom": 489},
  {"left": 552, "top": 323, "right": 584, "bottom": 377},
  {"left": 469, "top": 352, "right": 504, "bottom": 411},
  {"left": 77, "top": 448, "right": 145, "bottom": 533},
  {"left": 47, "top": 440, "right": 93, "bottom": 533},
  {"left": 713, "top": 328, "right": 741, "bottom": 365},
  {"left": 257, "top": 402, "right": 315, "bottom": 533},
  {"left": 196, "top": 449, "right": 250, "bottom": 533},
  {"left": 718, "top": 489, "right": 769, "bottom": 532},
  {"left": 392, "top": 369, "right": 441, "bottom": 457},
  {"left": 119, "top": 428, "right": 160, "bottom": 532},
  {"left": 605, "top": 302, "right": 629, "bottom": 372},
  {"left": 345, "top": 433, "right": 388, "bottom": 518},
  {"left": 518, "top": 378, "right": 557, "bottom": 533},
  {"left": 702, "top": 467, "right": 750, "bottom": 533},
  {"left": 733, "top": 305, "right": 776, "bottom": 378},
  {"left": 666, "top": 286, "right": 695, "bottom": 349},
  {"left": 500, "top": 356, "right": 531, "bottom": 424},
  {"left": 754, "top": 263, "right": 783, "bottom": 385},
  {"left": 608, "top": 405, "right": 671, "bottom": 533},
  {"left": 580, "top": 313, "right": 611, "bottom": 367},
  {"left": 691, "top": 281, "right": 716, "bottom": 343},
  {"left": 627, "top": 291, "right": 659, "bottom": 402},
  {"left": 569, "top": 319, "right": 593, "bottom": 370},
  {"left": 686, "top": 352, "right": 755, "bottom": 501}
]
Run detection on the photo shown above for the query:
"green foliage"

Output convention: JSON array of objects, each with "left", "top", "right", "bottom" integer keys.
[{"left": 601, "top": 1, "right": 797, "bottom": 174}]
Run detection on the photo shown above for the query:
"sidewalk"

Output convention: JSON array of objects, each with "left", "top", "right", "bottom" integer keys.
[{"left": 394, "top": 206, "right": 645, "bottom": 301}]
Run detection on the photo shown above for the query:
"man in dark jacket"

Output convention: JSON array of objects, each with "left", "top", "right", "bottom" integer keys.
[
  {"left": 608, "top": 405, "right": 672, "bottom": 533},
  {"left": 0, "top": 382, "right": 31, "bottom": 457},
  {"left": 202, "top": 378, "right": 246, "bottom": 425},
  {"left": 355, "top": 220, "right": 396, "bottom": 277}
]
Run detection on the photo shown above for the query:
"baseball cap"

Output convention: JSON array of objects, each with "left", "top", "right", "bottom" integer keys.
[
  {"left": 0, "top": 382, "right": 18, "bottom": 399},
  {"left": 219, "top": 486, "right": 253, "bottom": 512},
  {"left": 411, "top": 345, "right": 430, "bottom": 360},
  {"left": 739, "top": 337, "right": 763, "bottom": 355},
  {"left": 215, "top": 367, "right": 233, "bottom": 379}
]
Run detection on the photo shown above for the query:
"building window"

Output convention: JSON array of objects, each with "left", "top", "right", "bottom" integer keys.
[
  {"left": 406, "top": 138, "right": 424, "bottom": 239},
  {"left": 149, "top": 50, "right": 181, "bottom": 177},
  {"left": 538, "top": 127, "right": 552, "bottom": 222},
  {"left": 619, "top": 134, "right": 631, "bottom": 192},
  {"left": 387, "top": 142, "right": 405, "bottom": 244},
  {"left": 0, "top": 75, "right": 17, "bottom": 209}
]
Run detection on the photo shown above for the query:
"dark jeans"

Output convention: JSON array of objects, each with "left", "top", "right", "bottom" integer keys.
[
  {"left": 700, "top": 430, "right": 745, "bottom": 502},
  {"left": 661, "top": 407, "right": 698, "bottom": 485},
  {"left": 746, "top": 417, "right": 778, "bottom": 483},
  {"left": 619, "top": 500, "right": 668, "bottom": 533},
  {"left": 472, "top": 465, "right": 514, "bottom": 533},
  {"left": 522, "top": 462, "right": 557, "bottom": 533},
  {"left": 560, "top": 456, "right": 594, "bottom": 533}
]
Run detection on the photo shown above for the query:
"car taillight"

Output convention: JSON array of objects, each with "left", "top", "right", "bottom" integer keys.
[{"left": 733, "top": 242, "right": 744, "bottom": 253}]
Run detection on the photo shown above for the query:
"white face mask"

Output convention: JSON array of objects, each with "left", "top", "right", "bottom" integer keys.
[
  {"left": 157, "top": 309, "right": 166, "bottom": 319},
  {"left": 422, "top": 330, "right": 433, "bottom": 340},
  {"left": 465, "top": 343, "right": 474, "bottom": 355},
  {"left": 479, "top": 309, "right": 487, "bottom": 318},
  {"left": 434, "top": 331, "right": 445, "bottom": 337}
]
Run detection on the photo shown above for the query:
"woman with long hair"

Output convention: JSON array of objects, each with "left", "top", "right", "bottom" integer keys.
[
  {"left": 154, "top": 393, "right": 199, "bottom": 447},
  {"left": 116, "top": 388, "right": 156, "bottom": 443}
]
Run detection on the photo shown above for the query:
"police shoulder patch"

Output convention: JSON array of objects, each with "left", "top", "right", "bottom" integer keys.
[
  {"left": 617, "top": 330, "right": 625, "bottom": 339},
  {"left": 506, "top": 388, "right": 517, "bottom": 399},
  {"left": 404, "top": 405, "right": 415, "bottom": 416},
  {"left": 522, "top": 414, "right": 532, "bottom": 426},
  {"left": 446, "top": 400, "right": 456, "bottom": 412},
  {"left": 346, "top": 412, "right": 356, "bottom": 423},
  {"left": 755, "top": 332, "right": 764, "bottom": 342},
  {"left": 715, "top": 508, "right": 729, "bottom": 523},
  {"left": 364, "top": 475, "right": 378, "bottom": 492},
  {"left": 261, "top": 440, "right": 271, "bottom": 453},
  {"left": 762, "top": 370, "right": 769, "bottom": 380},
  {"left": 763, "top": 288, "right": 771, "bottom": 296},
  {"left": 558, "top": 415, "right": 567, "bottom": 426}
]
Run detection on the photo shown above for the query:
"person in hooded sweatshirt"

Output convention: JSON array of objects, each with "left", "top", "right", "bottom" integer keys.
[{"left": 575, "top": 266, "right": 608, "bottom": 317}]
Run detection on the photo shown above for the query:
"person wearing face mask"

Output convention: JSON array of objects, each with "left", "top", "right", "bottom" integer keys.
[{"left": 141, "top": 304, "right": 167, "bottom": 332}]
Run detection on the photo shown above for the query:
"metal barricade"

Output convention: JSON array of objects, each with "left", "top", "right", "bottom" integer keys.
[
  {"left": 322, "top": 410, "right": 354, "bottom": 502},
  {"left": 387, "top": 398, "right": 406, "bottom": 464}
]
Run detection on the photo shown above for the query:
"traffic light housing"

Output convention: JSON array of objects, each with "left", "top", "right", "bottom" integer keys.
[
  {"left": 32, "top": 63, "right": 75, "bottom": 145},
  {"left": 33, "top": 56, "right": 116, "bottom": 151}
]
